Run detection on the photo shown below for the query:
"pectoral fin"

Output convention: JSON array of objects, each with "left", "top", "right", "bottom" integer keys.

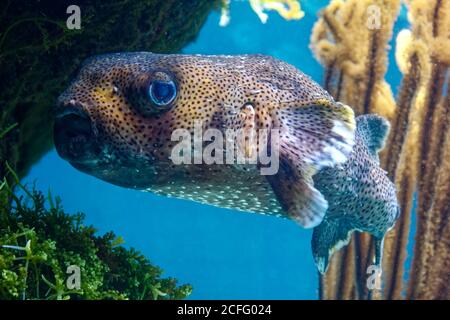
[
  {"left": 266, "top": 101, "right": 356, "bottom": 228},
  {"left": 267, "top": 160, "right": 328, "bottom": 228}
]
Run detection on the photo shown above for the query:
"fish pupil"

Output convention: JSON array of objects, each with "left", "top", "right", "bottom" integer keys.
[{"left": 149, "top": 80, "right": 176, "bottom": 106}]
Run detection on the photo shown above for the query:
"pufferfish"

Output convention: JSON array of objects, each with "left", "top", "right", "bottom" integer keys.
[
  {"left": 53, "top": 52, "right": 356, "bottom": 228},
  {"left": 312, "top": 114, "right": 399, "bottom": 273}
]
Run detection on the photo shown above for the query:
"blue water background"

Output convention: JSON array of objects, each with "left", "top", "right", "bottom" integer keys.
[{"left": 21, "top": 1, "right": 411, "bottom": 299}]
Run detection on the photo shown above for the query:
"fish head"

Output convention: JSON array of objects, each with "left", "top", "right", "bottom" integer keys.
[{"left": 53, "top": 52, "right": 270, "bottom": 188}]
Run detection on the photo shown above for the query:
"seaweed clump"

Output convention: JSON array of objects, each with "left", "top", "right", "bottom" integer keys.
[
  {"left": 0, "top": 161, "right": 192, "bottom": 300},
  {"left": 310, "top": 0, "right": 449, "bottom": 300}
]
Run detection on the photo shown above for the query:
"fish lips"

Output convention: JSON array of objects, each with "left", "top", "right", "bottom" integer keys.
[{"left": 53, "top": 106, "right": 101, "bottom": 165}]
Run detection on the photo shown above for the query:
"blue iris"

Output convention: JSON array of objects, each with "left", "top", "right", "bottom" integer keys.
[{"left": 148, "top": 80, "right": 176, "bottom": 106}]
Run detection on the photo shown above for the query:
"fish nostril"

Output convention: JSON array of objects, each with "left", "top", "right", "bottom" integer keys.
[{"left": 55, "top": 99, "right": 88, "bottom": 118}]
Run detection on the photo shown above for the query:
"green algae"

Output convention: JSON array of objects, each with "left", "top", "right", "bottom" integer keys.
[{"left": 0, "top": 166, "right": 192, "bottom": 300}]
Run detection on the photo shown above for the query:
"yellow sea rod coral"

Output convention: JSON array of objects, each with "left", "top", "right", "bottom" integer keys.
[
  {"left": 381, "top": 20, "right": 432, "bottom": 299},
  {"left": 403, "top": 0, "right": 450, "bottom": 300},
  {"left": 310, "top": 0, "right": 399, "bottom": 119}
]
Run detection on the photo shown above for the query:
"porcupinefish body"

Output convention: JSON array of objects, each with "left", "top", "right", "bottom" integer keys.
[
  {"left": 54, "top": 52, "right": 355, "bottom": 228},
  {"left": 312, "top": 114, "right": 399, "bottom": 273}
]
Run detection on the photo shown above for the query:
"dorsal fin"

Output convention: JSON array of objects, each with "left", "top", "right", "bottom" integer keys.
[{"left": 356, "top": 114, "right": 390, "bottom": 160}]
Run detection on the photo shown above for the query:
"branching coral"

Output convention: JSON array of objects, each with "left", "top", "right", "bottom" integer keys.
[
  {"left": 401, "top": 0, "right": 450, "bottom": 300},
  {"left": 311, "top": 0, "right": 449, "bottom": 300},
  {"left": 310, "top": 0, "right": 399, "bottom": 118}
]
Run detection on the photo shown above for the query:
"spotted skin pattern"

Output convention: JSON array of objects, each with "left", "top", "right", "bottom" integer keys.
[
  {"left": 312, "top": 115, "right": 399, "bottom": 273},
  {"left": 55, "top": 52, "right": 356, "bottom": 228}
]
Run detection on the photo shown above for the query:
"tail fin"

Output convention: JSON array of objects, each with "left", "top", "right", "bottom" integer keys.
[{"left": 311, "top": 218, "right": 354, "bottom": 273}]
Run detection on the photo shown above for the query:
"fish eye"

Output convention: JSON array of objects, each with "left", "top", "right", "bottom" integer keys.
[
  {"left": 129, "top": 70, "right": 177, "bottom": 116},
  {"left": 148, "top": 79, "right": 177, "bottom": 107}
]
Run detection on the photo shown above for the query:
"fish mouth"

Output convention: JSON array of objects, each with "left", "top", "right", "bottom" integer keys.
[
  {"left": 53, "top": 103, "right": 99, "bottom": 164},
  {"left": 53, "top": 100, "right": 161, "bottom": 189}
]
